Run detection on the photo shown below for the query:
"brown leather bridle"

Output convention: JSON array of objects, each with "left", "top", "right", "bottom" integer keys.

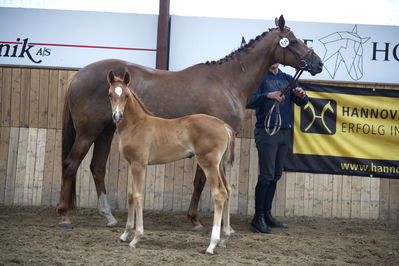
[{"left": 264, "top": 29, "right": 312, "bottom": 136}]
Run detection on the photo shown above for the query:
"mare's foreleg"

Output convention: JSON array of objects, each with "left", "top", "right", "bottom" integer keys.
[
  {"left": 90, "top": 125, "right": 117, "bottom": 226},
  {"left": 187, "top": 166, "right": 207, "bottom": 231}
]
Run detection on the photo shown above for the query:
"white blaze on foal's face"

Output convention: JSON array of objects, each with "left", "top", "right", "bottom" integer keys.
[{"left": 109, "top": 84, "right": 128, "bottom": 123}]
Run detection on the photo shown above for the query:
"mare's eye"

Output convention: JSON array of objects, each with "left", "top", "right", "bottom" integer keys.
[
  {"left": 290, "top": 40, "right": 298, "bottom": 45},
  {"left": 124, "top": 94, "right": 128, "bottom": 100}
]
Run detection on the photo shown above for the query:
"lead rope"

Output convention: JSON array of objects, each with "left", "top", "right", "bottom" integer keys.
[{"left": 264, "top": 69, "right": 304, "bottom": 136}]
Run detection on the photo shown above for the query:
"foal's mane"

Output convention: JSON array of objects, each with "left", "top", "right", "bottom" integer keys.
[
  {"left": 203, "top": 28, "right": 275, "bottom": 65},
  {"left": 113, "top": 77, "right": 155, "bottom": 116},
  {"left": 129, "top": 89, "right": 155, "bottom": 116}
]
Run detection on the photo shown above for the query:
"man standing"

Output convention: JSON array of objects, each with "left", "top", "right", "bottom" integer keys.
[{"left": 246, "top": 63, "right": 308, "bottom": 234}]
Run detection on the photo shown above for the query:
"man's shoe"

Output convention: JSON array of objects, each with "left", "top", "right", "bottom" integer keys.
[
  {"left": 265, "top": 211, "right": 288, "bottom": 228},
  {"left": 251, "top": 214, "right": 273, "bottom": 234}
]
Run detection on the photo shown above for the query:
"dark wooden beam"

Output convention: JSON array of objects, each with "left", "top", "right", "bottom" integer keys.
[{"left": 156, "top": 0, "right": 170, "bottom": 70}]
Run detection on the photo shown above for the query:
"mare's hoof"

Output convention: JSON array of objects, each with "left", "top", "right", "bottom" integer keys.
[
  {"left": 228, "top": 232, "right": 239, "bottom": 240},
  {"left": 193, "top": 226, "right": 207, "bottom": 234},
  {"left": 106, "top": 220, "right": 118, "bottom": 227},
  {"left": 58, "top": 223, "right": 73, "bottom": 230}
]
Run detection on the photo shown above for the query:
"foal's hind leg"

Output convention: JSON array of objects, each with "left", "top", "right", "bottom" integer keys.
[
  {"left": 219, "top": 183, "right": 233, "bottom": 247},
  {"left": 187, "top": 166, "right": 207, "bottom": 231},
  {"left": 197, "top": 156, "right": 227, "bottom": 255},
  {"left": 90, "top": 124, "right": 117, "bottom": 227}
]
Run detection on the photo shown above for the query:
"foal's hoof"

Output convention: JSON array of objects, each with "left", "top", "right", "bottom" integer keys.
[
  {"left": 228, "top": 232, "right": 239, "bottom": 240},
  {"left": 204, "top": 249, "right": 215, "bottom": 255},
  {"left": 58, "top": 223, "right": 73, "bottom": 230},
  {"left": 119, "top": 232, "right": 131, "bottom": 242}
]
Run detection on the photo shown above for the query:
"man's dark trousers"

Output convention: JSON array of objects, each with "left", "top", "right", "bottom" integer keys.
[{"left": 254, "top": 127, "right": 290, "bottom": 215}]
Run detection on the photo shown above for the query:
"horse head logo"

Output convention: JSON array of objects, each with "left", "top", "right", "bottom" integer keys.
[{"left": 319, "top": 25, "right": 370, "bottom": 81}]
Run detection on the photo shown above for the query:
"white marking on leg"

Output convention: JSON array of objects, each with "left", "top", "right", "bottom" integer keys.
[
  {"left": 120, "top": 230, "right": 132, "bottom": 242},
  {"left": 98, "top": 193, "right": 117, "bottom": 226},
  {"left": 206, "top": 225, "right": 221, "bottom": 254}
]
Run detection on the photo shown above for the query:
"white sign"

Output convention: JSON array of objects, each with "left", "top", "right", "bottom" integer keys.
[
  {"left": 169, "top": 16, "right": 399, "bottom": 84},
  {"left": 0, "top": 8, "right": 157, "bottom": 68}
]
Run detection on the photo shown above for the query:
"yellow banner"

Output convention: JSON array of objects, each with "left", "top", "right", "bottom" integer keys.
[{"left": 293, "top": 90, "right": 399, "bottom": 160}]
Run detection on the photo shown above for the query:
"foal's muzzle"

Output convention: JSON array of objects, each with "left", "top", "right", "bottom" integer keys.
[{"left": 112, "top": 111, "right": 123, "bottom": 124}]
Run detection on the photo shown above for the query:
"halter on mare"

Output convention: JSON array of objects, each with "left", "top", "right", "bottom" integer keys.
[{"left": 264, "top": 28, "right": 314, "bottom": 136}]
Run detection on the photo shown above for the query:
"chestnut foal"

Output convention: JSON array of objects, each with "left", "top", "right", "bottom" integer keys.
[{"left": 107, "top": 71, "right": 235, "bottom": 254}]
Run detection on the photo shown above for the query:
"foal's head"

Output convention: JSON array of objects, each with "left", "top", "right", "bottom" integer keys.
[{"left": 107, "top": 71, "right": 131, "bottom": 124}]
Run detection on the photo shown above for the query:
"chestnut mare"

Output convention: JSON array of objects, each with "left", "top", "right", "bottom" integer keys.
[
  {"left": 57, "top": 16, "right": 323, "bottom": 229},
  {"left": 108, "top": 71, "right": 235, "bottom": 254}
]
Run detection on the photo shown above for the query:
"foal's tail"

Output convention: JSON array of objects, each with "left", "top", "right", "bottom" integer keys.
[{"left": 60, "top": 92, "right": 77, "bottom": 211}]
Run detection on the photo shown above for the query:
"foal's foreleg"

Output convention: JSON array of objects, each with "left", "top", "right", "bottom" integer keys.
[
  {"left": 129, "top": 163, "right": 146, "bottom": 248},
  {"left": 120, "top": 186, "right": 135, "bottom": 242}
]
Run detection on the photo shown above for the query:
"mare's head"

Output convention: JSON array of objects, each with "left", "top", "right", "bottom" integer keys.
[
  {"left": 272, "top": 15, "right": 323, "bottom": 76},
  {"left": 107, "top": 71, "right": 131, "bottom": 124}
]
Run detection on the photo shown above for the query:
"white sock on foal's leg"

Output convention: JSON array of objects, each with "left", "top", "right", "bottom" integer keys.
[{"left": 206, "top": 225, "right": 221, "bottom": 254}]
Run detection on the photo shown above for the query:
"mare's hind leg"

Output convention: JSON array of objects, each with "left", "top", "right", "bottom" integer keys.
[
  {"left": 57, "top": 134, "right": 96, "bottom": 226},
  {"left": 187, "top": 166, "right": 207, "bottom": 232},
  {"left": 90, "top": 124, "right": 117, "bottom": 227}
]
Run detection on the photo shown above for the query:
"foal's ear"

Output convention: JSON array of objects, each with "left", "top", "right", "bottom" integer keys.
[
  {"left": 107, "top": 71, "right": 115, "bottom": 85},
  {"left": 278, "top": 15, "right": 285, "bottom": 32},
  {"left": 123, "top": 72, "right": 130, "bottom": 85}
]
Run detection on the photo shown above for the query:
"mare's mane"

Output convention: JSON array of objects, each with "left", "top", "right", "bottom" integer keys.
[{"left": 203, "top": 28, "right": 274, "bottom": 65}]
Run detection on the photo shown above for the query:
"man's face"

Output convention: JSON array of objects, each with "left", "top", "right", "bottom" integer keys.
[{"left": 269, "top": 63, "right": 279, "bottom": 72}]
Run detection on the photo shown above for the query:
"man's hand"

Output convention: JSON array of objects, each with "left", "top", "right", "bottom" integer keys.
[
  {"left": 267, "top": 91, "right": 285, "bottom": 102},
  {"left": 293, "top": 87, "right": 306, "bottom": 99}
]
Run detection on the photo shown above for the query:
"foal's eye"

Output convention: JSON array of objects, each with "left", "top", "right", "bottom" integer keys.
[
  {"left": 108, "top": 93, "right": 112, "bottom": 99},
  {"left": 124, "top": 94, "right": 128, "bottom": 100}
]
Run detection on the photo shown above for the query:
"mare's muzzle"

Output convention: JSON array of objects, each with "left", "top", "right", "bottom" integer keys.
[{"left": 301, "top": 55, "right": 323, "bottom": 76}]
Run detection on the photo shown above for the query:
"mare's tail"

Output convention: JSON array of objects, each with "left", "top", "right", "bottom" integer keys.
[{"left": 60, "top": 91, "right": 77, "bottom": 210}]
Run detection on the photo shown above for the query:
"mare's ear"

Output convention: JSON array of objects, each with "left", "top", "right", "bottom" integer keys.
[
  {"left": 123, "top": 72, "right": 130, "bottom": 85},
  {"left": 278, "top": 15, "right": 285, "bottom": 32},
  {"left": 107, "top": 71, "right": 115, "bottom": 85},
  {"left": 241, "top": 37, "right": 247, "bottom": 47}
]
